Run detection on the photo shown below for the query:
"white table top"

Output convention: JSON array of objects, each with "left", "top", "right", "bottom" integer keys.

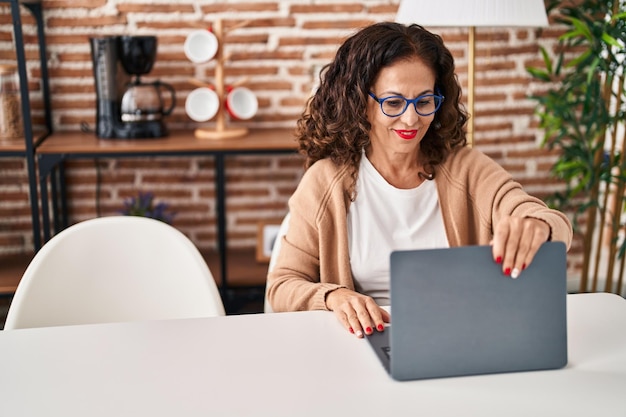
[{"left": 1, "top": 293, "right": 625, "bottom": 417}]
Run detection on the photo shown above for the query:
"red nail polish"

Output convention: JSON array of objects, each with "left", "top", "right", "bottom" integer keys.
[
  {"left": 522, "top": 263, "right": 526, "bottom": 270},
  {"left": 377, "top": 324, "right": 384, "bottom": 331},
  {"left": 349, "top": 327, "right": 354, "bottom": 334},
  {"left": 496, "top": 256, "right": 503, "bottom": 264},
  {"left": 504, "top": 267, "right": 511, "bottom": 276},
  {"left": 365, "top": 327, "right": 372, "bottom": 334}
]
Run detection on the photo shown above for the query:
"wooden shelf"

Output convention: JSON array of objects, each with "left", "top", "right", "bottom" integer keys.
[
  {"left": 0, "top": 130, "right": 48, "bottom": 153},
  {"left": 37, "top": 128, "right": 297, "bottom": 155},
  {"left": 35, "top": 129, "right": 296, "bottom": 292},
  {"left": 0, "top": 138, "right": 27, "bottom": 152},
  {"left": 204, "top": 247, "right": 269, "bottom": 288},
  {"left": 0, "top": 253, "right": 31, "bottom": 295}
]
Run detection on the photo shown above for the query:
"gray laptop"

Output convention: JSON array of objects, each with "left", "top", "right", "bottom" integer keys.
[{"left": 366, "top": 241, "right": 568, "bottom": 381}]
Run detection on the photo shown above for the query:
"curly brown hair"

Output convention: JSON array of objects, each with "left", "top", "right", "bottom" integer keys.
[{"left": 295, "top": 22, "right": 468, "bottom": 196}]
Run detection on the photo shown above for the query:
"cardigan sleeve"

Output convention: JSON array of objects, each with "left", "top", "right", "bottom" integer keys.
[
  {"left": 266, "top": 160, "right": 354, "bottom": 312},
  {"left": 438, "top": 147, "right": 573, "bottom": 249}
]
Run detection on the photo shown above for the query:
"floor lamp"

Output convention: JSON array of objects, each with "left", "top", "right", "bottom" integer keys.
[{"left": 396, "top": 0, "right": 548, "bottom": 147}]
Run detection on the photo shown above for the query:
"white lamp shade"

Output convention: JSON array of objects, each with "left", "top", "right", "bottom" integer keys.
[{"left": 396, "top": 0, "right": 549, "bottom": 27}]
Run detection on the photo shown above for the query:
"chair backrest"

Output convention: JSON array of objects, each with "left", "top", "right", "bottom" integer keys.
[
  {"left": 4, "top": 216, "right": 225, "bottom": 330},
  {"left": 264, "top": 212, "right": 290, "bottom": 313}
]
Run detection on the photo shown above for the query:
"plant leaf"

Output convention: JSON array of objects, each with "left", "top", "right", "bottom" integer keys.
[
  {"left": 540, "top": 46, "right": 553, "bottom": 74},
  {"left": 527, "top": 67, "right": 552, "bottom": 81},
  {"left": 587, "top": 56, "right": 601, "bottom": 84},
  {"left": 601, "top": 32, "right": 622, "bottom": 48},
  {"left": 566, "top": 49, "right": 592, "bottom": 68},
  {"left": 569, "top": 17, "right": 594, "bottom": 41}
]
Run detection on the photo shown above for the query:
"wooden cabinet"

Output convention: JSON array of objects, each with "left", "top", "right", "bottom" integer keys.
[{"left": 37, "top": 128, "right": 298, "bottom": 312}]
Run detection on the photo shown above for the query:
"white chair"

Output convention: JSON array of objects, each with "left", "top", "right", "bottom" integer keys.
[
  {"left": 4, "top": 216, "right": 225, "bottom": 330},
  {"left": 264, "top": 212, "right": 290, "bottom": 313}
]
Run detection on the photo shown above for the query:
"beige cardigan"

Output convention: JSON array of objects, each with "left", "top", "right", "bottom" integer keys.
[{"left": 266, "top": 146, "right": 573, "bottom": 312}]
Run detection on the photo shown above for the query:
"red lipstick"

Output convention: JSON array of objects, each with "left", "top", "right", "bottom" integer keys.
[{"left": 394, "top": 129, "right": 417, "bottom": 140}]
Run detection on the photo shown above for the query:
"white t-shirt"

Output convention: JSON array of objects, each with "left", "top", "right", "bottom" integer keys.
[{"left": 347, "top": 154, "right": 449, "bottom": 306}]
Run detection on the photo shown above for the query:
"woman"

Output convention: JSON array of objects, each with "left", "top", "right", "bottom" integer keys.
[{"left": 266, "top": 22, "right": 572, "bottom": 338}]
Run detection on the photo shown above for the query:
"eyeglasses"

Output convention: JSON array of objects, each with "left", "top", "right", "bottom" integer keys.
[{"left": 368, "top": 91, "right": 444, "bottom": 117}]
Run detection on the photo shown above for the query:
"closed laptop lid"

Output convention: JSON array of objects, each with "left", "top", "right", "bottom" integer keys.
[{"left": 388, "top": 241, "right": 568, "bottom": 381}]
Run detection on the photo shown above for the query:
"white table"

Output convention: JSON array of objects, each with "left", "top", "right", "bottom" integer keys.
[{"left": 0, "top": 293, "right": 625, "bottom": 417}]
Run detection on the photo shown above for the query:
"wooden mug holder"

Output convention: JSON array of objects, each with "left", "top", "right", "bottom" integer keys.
[{"left": 191, "top": 19, "right": 251, "bottom": 140}]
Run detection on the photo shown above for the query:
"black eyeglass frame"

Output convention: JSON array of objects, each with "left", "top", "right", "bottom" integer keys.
[{"left": 368, "top": 91, "right": 445, "bottom": 117}]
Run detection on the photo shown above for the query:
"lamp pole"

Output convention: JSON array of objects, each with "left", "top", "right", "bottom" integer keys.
[{"left": 467, "top": 26, "right": 476, "bottom": 147}]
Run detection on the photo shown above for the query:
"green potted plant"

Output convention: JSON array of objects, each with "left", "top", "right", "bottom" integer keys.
[{"left": 527, "top": 0, "right": 626, "bottom": 294}]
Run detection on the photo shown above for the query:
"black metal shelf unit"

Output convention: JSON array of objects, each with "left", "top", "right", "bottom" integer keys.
[{"left": 0, "top": 0, "right": 52, "bottom": 251}]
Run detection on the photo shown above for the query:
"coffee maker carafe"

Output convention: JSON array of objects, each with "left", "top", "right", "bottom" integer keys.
[{"left": 90, "top": 35, "right": 175, "bottom": 139}]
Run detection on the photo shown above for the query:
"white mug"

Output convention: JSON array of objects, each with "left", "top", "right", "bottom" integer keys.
[
  {"left": 185, "top": 87, "right": 219, "bottom": 122},
  {"left": 225, "top": 86, "right": 258, "bottom": 120},
  {"left": 184, "top": 29, "right": 218, "bottom": 63}
]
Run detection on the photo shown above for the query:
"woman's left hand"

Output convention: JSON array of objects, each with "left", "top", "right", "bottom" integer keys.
[{"left": 491, "top": 216, "right": 551, "bottom": 279}]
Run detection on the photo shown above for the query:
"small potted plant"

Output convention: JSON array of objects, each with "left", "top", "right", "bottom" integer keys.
[{"left": 119, "top": 191, "right": 176, "bottom": 225}]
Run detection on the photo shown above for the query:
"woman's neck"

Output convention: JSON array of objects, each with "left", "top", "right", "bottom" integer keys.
[{"left": 364, "top": 147, "right": 425, "bottom": 189}]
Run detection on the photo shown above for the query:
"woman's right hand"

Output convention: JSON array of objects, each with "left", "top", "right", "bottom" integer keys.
[{"left": 325, "top": 288, "right": 391, "bottom": 338}]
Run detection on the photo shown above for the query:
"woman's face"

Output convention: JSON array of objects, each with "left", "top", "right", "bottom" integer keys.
[{"left": 366, "top": 57, "right": 437, "bottom": 157}]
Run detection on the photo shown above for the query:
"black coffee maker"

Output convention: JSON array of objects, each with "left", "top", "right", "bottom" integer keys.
[{"left": 90, "top": 36, "right": 175, "bottom": 139}]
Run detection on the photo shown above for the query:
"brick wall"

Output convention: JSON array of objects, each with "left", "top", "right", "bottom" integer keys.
[{"left": 0, "top": 1, "right": 581, "bottom": 282}]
